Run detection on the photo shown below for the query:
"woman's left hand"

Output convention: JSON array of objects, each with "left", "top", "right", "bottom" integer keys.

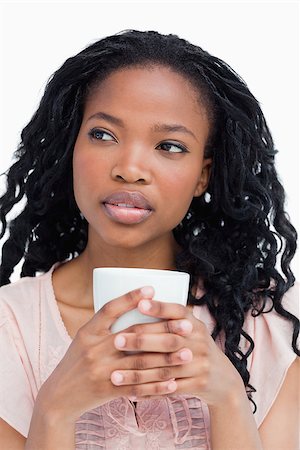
[{"left": 110, "top": 298, "right": 245, "bottom": 407}]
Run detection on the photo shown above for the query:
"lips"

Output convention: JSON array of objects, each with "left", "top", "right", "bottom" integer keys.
[
  {"left": 103, "top": 191, "right": 153, "bottom": 210},
  {"left": 102, "top": 191, "right": 154, "bottom": 225}
]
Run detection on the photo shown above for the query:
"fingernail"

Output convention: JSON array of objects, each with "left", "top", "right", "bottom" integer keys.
[
  {"left": 112, "top": 372, "right": 124, "bottom": 384},
  {"left": 167, "top": 380, "right": 177, "bottom": 392},
  {"left": 128, "top": 395, "right": 137, "bottom": 401},
  {"left": 114, "top": 335, "right": 126, "bottom": 348},
  {"left": 179, "top": 320, "right": 193, "bottom": 333},
  {"left": 180, "top": 349, "right": 193, "bottom": 361},
  {"left": 139, "top": 299, "right": 152, "bottom": 312},
  {"left": 141, "top": 286, "right": 154, "bottom": 297}
]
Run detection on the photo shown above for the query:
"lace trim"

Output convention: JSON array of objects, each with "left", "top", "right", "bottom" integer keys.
[
  {"left": 74, "top": 396, "right": 210, "bottom": 449},
  {"left": 167, "top": 396, "right": 192, "bottom": 444}
]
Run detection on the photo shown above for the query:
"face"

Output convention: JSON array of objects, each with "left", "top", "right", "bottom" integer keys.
[{"left": 73, "top": 66, "right": 212, "bottom": 250}]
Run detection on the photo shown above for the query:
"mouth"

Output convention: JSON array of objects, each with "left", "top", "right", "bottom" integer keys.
[{"left": 102, "top": 191, "right": 154, "bottom": 225}]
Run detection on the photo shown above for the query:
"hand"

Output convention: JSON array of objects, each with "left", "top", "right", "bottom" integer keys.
[
  {"left": 110, "top": 298, "right": 245, "bottom": 407},
  {"left": 35, "top": 287, "right": 160, "bottom": 422}
]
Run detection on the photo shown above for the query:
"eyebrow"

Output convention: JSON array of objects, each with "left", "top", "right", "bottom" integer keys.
[{"left": 86, "top": 111, "right": 198, "bottom": 142}]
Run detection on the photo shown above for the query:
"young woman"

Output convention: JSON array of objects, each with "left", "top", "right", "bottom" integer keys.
[{"left": 0, "top": 30, "right": 298, "bottom": 450}]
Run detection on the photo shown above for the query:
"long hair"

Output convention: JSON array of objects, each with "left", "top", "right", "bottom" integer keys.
[{"left": 0, "top": 30, "right": 298, "bottom": 411}]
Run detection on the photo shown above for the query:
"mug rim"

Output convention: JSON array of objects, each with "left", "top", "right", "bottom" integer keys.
[{"left": 93, "top": 267, "right": 189, "bottom": 277}]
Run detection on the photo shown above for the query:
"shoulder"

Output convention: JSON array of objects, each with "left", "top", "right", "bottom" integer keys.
[
  {"left": 0, "top": 275, "right": 39, "bottom": 325},
  {"left": 0, "top": 264, "right": 58, "bottom": 327},
  {"left": 258, "top": 356, "right": 299, "bottom": 449},
  {"left": 243, "top": 282, "right": 299, "bottom": 351},
  {"left": 192, "top": 283, "right": 299, "bottom": 427},
  {"left": 244, "top": 282, "right": 299, "bottom": 427},
  {"left": 0, "top": 273, "right": 40, "bottom": 299},
  {"left": 0, "top": 272, "right": 41, "bottom": 319},
  {"left": 0, "top": 272, "right": 50, "bottom": 440}
]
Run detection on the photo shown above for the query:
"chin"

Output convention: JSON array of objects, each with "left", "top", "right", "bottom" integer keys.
[{"left": 92, "top": 228, "right": 152, "bottom": 250}]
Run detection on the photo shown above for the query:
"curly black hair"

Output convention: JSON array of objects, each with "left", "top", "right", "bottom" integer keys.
[{"left": 0, "top": 29, "right": 298, "bottom": 412}]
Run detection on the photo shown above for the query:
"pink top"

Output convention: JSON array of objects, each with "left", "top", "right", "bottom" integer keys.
[{"left": 0, "top": 262, "right": 298, "bottom": 449}]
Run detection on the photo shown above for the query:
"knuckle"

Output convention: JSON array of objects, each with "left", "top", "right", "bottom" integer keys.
[
  {"left": 130, "top": 385, "right": 139, "bottom": 398},
  {"left": 89, "top": 367, "right": 101, "bottom": 384},
  {"left": 88, "top": 361, "right": 106, "bottom": 385},
  {"left": 135, "top": 334, "right": 144, "bottom": 350},
  {"left": 198, "top": 375, "right": 209, "bottom": 390},
  {"left": 166, "top": 335, "right": 180, "bottom": 351},
  {"left": 201, "top": 358, "right": 210, "bottom": 374},
  {"left": 132, "top": 371, "right": 141, "bottom": 384},
  {"left": 126, "top": 290, "right": 136, "bottom": 303},
  {"left": 198, "top": 322, "right": 208, "bottom": 337},
  {"left": 164, "top": 352, "right": 173, "bottom": 365},
  {"left": 163, "top": 321, "right": 172, "bottom": 334},
  {"left": 76, "top": 327, "right": 88, "bottom": 344},
  {"left": 156, "top": 301, "right": 163, "bottom": 315},
  {"left": 130, "top": 324, "right": 143, "bottom": 334},
  {"left": 100, "top": 302, "right": 112, "bottom": 316},
  {"left": 173, "top": 320, "right": 183, "bottom": 334},
  {"left": 82, "top": 347, "right": 95, "bottom": 364},
  {"left": 125, "top": 289, "right": 141, "bottom": 305},
  {"left": 200, "top": 343, "right": 209, "bottom": 357},
  {"left": 154, "top": 383, "right": 163, "bottom": 395},
  {"left": 133, "top": 355, "right": 146, "bottom": 370},
  {"left": 158, "top": 366, "right": 172, "bottom": 381},
  {"left": 197, "top": 362, "right": 210, "bottom": 389}
]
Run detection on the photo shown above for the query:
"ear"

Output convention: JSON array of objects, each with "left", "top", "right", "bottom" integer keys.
[{"left": 194, "top": 158, "right": 212, "bottom": 197}]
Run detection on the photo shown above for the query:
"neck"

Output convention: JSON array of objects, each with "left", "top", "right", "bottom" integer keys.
[
  {"left": 53, "top": 231, "right": 182, "bottom": 309},
  {"left": 81, "top": 231, "right": 180, "bottom": 270}
]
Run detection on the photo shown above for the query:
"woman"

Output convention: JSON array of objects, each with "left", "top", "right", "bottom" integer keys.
[{"left": 0, "top": 30, "right": 298, "bottom": 449}]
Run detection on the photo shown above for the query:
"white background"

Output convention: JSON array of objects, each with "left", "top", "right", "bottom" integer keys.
[{"left": 0, "top": 0, "right": 299, "bottom": 281}]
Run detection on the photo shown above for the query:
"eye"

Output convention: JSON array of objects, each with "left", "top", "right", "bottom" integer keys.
[
  {"left": 157, "top": 141, "right": 188, "bottom": 153},
  {"left": 88, "top": 128, "right": 115, "bottom": 141}
]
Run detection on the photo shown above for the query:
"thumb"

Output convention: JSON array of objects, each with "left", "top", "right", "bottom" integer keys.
[{"left": 87, "top": 286, "right": 154, "bottom": 334}]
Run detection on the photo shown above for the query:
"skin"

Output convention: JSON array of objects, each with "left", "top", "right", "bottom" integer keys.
[{"left": 1, "top": 66, "right": 299, "bottom": 450}]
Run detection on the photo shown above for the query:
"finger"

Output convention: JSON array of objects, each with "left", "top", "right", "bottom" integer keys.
[
  {"left": 129, "top": 377, "right": 196, "bottom": 401},
  {"left": 87, "top": 286, "right": 154, "bottom": 333},
  {"left": 167, "top": 377, "right": 199, "bottom": 397},
  {"left": 111, "top": 356, "right": 194, "bottom": 386},
  {"left": 121, "top": 378, "right": 178, "bottom": 399},
  {"left": 112, "top": 347, "right": 193, "bottom": 373},
  {"left": 124, "top": 318, "right": 193, "bottom": 336},
  {"left": 114, "top": 332, "right": 185, "bottom": 353},
  {"left": 137, "top": 299, "right": 189, "bottom": 320}
]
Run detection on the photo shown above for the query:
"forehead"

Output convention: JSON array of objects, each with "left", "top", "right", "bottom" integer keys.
[
  {"left": 83, "top": 67, "right": 210, "bottom": 142},
  {"left": 85, "top": 66, "right": 206, "bottom": 116}
]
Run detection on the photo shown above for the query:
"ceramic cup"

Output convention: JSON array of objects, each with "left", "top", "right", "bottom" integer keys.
[{"left": 93, "top": 267, "right": 190, "bottom": 333}]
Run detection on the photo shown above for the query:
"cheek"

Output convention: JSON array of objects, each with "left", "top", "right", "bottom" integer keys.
[
  {"left": 161, "top": 167, "right": 200, "bottom": 202},
  {"left": 158, "top": 169, "right": 200, "bottom": 222},
  {"left": 73, "top": 148, "right": 105, "bottom": 196},
  {"left": 73, "top": 149, "right": 108, "bottom": 219}
]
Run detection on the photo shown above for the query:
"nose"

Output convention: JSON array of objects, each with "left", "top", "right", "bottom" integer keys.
[{"left": 111, "top": 145, "right": 152, "bottom": 185}]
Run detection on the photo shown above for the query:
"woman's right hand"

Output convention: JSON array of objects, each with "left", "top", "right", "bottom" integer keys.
[{"left": 34, "top": 286, "right": 155, "bottom": 422}]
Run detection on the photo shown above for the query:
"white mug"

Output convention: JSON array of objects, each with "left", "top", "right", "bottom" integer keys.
[{"left": 93, "top": 267, "right": 190, "bottom": 333}]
